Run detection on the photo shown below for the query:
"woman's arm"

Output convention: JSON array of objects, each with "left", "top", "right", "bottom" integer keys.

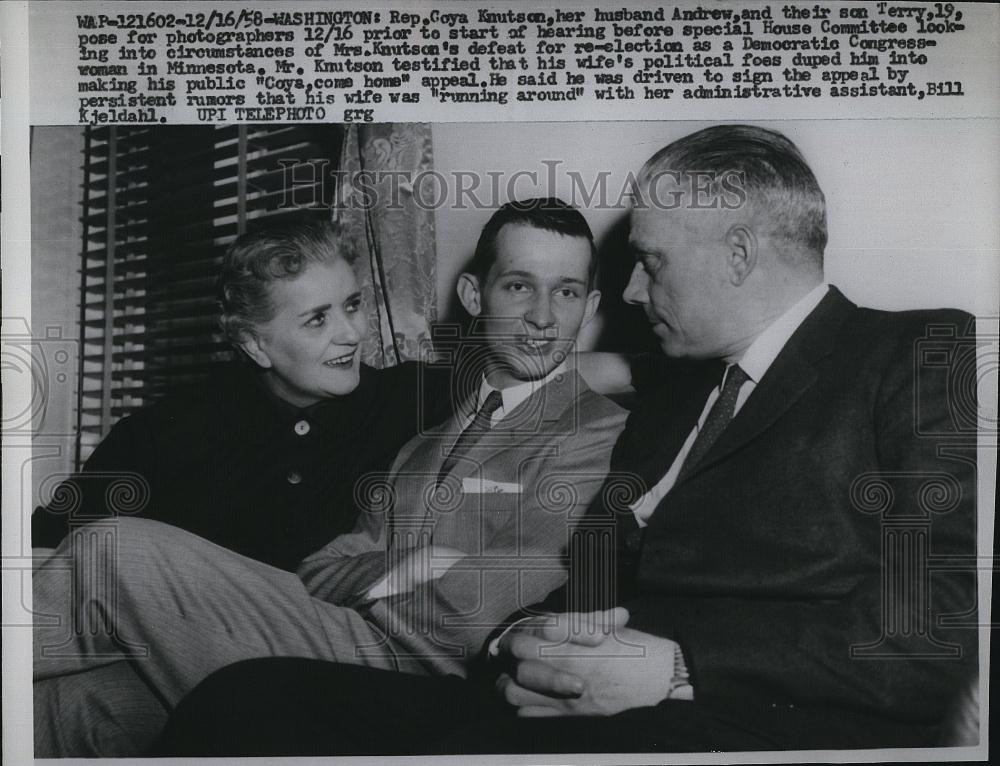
[
  {"left": 574, "top": 352, "right": 635, "bottom": 395},
  {"left": 575, "top": 352, "right": 674, "bottom": 396},
  {"left": 31, "top": 411, "right": 156, "bottom": 547}
]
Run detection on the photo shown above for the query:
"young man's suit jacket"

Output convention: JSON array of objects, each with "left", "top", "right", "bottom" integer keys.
[
  {"left": 300, "top": 370, "right": 626, "bottom": 676},
  {"left": 547, "top": 287, "right": 977, "bottom": 747}
]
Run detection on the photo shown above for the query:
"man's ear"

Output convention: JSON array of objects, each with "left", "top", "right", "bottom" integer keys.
[
  {"left": 238, "top": 333, "right": 273, "bottom": 369},
  {"left": 725, "top": 224, "right": 758, "bottom": 286},
  {"left": 582, "top": 289, "right": 602, "bottom": 327},
  {"left": 456, "top": 273, "right": 483, "bottom": 316}
]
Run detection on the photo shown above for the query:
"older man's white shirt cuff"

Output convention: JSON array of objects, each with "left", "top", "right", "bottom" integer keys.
[{"left": 487, "top": 617, "right": 535, "bottom": 657}]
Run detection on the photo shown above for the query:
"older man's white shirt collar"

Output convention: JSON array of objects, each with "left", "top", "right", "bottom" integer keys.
[
  {"left": 627, "top": 283, "right": 830, "bottom": 529},
  {"left": 475, "top": 362, "right": 568, "bottom": 425},
  {"left": 735, "top": 283, "right": 829, "bottom": 383}
]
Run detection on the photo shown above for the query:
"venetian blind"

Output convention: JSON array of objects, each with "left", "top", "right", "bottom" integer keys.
[{"left": 75, "top": 124, "right": 342, "bottom": 465}]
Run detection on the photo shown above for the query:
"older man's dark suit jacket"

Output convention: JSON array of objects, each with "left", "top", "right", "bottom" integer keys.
[{"left": 549, "top": 285, "right": 978, "bottom": 747}]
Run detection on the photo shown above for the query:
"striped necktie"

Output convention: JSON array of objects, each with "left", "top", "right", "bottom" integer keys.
[
  {"left": 435, "top": 389, "right": 504, "bottom": 486},
  {"left": 676, "top": 364, "right": 750, "bottom": 482}
]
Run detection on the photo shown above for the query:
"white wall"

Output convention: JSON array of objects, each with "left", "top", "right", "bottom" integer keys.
[{"left": 432, "top": 120, "right": 999, "bottom": 342}]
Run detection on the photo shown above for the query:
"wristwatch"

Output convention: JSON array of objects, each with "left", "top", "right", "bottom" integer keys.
[{"left": 666, "top": 644, "right": 694, "bottom": 700}]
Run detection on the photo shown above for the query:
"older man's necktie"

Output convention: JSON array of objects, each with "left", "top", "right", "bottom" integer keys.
[
  {"left": 435, "top": 389, "right": 504, "bottom": 486},
  {"left": 572, "top": 364, "right": 749, "bottom": 612},
  {"left": 676, "top": 364, "right": 750, "bottom": 482}
]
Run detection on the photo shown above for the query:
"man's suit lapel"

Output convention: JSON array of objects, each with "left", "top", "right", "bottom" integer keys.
[
  {"left": 612, "top": 360, "right": 723, "bottom": 498},
  {"left": 441, "top": 370, "right": 584, "bottom": 484},
  {"left": 387, "top": 403, "right": 470, "bottom": 504},
  {"left": 673, "top": 287, "right": 855, "bottom": 486},
  {"left": 429, "top": 396, "right": 479, "bottom": 467}
]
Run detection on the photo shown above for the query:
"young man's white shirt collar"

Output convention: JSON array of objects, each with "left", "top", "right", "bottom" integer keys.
[
  {"left": 473, "top": 361, "right": 568, "bottom": 427},
  {"left": 630, "top": 283, "right": 829, "bottom": 525}
]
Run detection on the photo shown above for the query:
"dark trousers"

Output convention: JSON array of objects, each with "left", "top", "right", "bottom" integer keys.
[
  {"left": 154, "top": 658, "right": 935, "bottom": 757},
  {"left": 156, "top": 659, "right": 507, "bottom": 756}
]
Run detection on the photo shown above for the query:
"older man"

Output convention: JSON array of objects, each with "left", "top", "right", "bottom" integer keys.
[{"left": 159, "top": 125, "right": 977, "bottom": 755}]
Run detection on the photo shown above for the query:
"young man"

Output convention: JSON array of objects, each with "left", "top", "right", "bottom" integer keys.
[{"left": 32, "top": 199, "right": 627, "bottom": 757}]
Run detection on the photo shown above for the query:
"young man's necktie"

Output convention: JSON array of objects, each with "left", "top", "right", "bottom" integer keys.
[{"left": 435, "top": 390, "right": 504, "bottom": 486}]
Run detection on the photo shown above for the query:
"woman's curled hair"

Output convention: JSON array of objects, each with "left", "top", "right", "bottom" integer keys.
[{"left": 217, "top": 219, "right": 357, "bottom": 343}]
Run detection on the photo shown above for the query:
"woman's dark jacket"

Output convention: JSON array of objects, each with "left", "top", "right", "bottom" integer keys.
[{"left": 32, "top": 362, "right": 452, "bottom": 571}]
